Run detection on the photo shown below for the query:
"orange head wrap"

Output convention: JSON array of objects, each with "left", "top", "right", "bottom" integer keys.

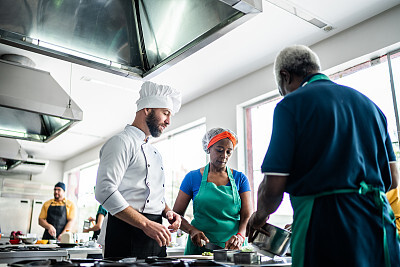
[{"left": 207, "top": 131, "right": 237, "bottom": 149}]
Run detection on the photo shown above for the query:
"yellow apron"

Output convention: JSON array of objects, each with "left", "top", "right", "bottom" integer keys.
[{"left": 387, "top": 187, "right": 400, "bottom": 235}]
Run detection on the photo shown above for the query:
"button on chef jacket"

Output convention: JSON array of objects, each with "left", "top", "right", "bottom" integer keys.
[{"left": 95, "top": 125, "right": 166, "bottom": 216}]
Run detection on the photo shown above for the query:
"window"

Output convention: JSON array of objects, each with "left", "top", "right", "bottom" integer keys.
[
  {"left": 66, "top": 163, "right": 99, "bottom": 232},
  {"left": 152, "top": 121, "right": 207, "bottom": 220},
  {"left": 330, "top": 50, "right": 400, "bottom": 156},
  {"left": 245, "top": 95, "right": 293, "bottom": 227},
  {"left": 244, "top": 49, "right": 400, "bottom": 228}
]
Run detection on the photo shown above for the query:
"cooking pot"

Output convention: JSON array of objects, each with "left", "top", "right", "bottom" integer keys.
[{"left": 250, "top": 223, "right": 291, "bottom": 257}]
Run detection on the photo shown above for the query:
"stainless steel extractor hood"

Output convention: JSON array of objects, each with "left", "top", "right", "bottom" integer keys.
[
  {"left": 0, "top": 54, "right": 83, "bottom": 142},
  {"left": 0, "top": 137, "right": 49, "bottom": 174},
  {"left": 0, "top": 0, "right": 262, "bottom": 79}
]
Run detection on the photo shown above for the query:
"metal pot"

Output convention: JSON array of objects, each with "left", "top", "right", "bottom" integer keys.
[
  {"left": 251, "top": 223, "right": 291, "bottom": 257},
  {"left": 213, "top": 249, "right": 239, "bottom": 262}
]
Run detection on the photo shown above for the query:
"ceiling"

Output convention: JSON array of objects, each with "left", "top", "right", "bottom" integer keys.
[{"left": 0, "top": 0, "right": 399, "bottom": 162}]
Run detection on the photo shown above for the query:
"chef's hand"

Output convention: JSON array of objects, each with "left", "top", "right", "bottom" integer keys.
[
  {"left": 284, "top": 223, "right": 292, "bottom": 232},
  {"left": 225, "top": 233, "right": 244, "bottom": 250},
  {"left": 87, "top": 217, "right": 95, "bottom": 222},
  {"left": 166, "top": 210, "right": 181, "bottom": 232},
  {"left": 189, "top": 228, "right": 209, "bottom": 247},
  {"left": 142, "top": 220, "right": 171, "bottom": 247},
  {"left": 47, "top": 225, "right": 57, "bottom": 239},
  {"left": 246, "top": 212, "right": 269, "bottom": 243}
]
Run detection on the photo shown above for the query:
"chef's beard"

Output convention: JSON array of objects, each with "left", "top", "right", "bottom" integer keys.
[{"left": 146, "top": 110, "right": 164, "bottom": 138}]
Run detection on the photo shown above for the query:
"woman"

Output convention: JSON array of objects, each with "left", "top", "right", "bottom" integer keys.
[
  {"left": 173, "top": 128, "right": 252, "bottom": 255},
  {"left": 83, "top": 205, "right": 108, "bottom": 240}
]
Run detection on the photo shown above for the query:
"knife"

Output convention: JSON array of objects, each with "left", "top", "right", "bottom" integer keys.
[{"left": 205, "top": 242, "right": 224, "bottom": 250}]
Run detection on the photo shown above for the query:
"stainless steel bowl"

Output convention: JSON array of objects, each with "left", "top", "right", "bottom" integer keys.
[
  {"left": 213, "top": 249, "right": 239, "bottom": 262},
  {"left": 251, "top": 223, "right": 291, "bottom": 257},
  {"left": 233, "top": 251, "right": 259, "bottom": 264}
]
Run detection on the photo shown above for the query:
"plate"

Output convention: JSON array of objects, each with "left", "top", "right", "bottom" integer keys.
[{"left": 57, "top": 243, "right": 78, "bottom": 248}]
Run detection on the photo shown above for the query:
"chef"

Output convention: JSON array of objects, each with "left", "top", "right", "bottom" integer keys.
[
  {"left": 246, "top": 45, "right": 400, "bottom": 267},
  {"left": 95, "top": 81, "right": 182, "bottom": 259},
  {"left": 38, "top": 182, "right": 76, "bottom": 241}
]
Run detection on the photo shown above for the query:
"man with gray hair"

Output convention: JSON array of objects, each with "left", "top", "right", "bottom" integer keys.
[
  {"left": 95, "top": 81, "right": 182, "bottom": 259},
  {"left": 246, "top": 45, "right": 400, "bottom": 266}
]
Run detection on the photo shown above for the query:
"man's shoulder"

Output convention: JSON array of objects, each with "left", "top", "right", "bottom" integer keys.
[
  {"left": 112, "top": 127, "right": 144, "bottom": 145},
  {"left": 64, "top": 199, "right": 76, "bottom": 207},
  {"left": 43, "top": 199, "right": 54, "bottom": 206}
]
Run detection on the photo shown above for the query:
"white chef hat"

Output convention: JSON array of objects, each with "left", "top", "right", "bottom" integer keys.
[{"left": 136, "top": 81, "right": 182, "bottom": 115}]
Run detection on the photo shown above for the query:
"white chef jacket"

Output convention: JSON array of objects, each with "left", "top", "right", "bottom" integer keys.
[{"left": 95, "top": 125, "right": 166, "bottom": 216}]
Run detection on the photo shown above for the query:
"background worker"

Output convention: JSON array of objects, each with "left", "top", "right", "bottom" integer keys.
[
  {"left": 39, "top": 182, "right": 76, "bottom": 241},
  {"left": 83, "top": 204, "right": 108, "bottom": 240}
]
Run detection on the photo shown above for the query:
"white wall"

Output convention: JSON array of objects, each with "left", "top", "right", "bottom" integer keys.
[
  {"left": 62, "top": 4, "right": 400, "bottom": 173},
  {"left": 0, "top": 160, "right": 63, "bottom": 184}
]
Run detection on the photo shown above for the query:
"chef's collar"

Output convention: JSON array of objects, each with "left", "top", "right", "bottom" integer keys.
[
  {"left": 126, "top": 125, "right": 149, "bottom": 142},
  {"left": 52, "top": 198, "right": 66, "bottom": 204},
  {"left": 301, "top": 73, "right": 330, "bottom": 87}
]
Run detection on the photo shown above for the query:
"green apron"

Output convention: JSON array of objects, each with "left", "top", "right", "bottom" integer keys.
[
  {"left": 185, "top": 164, "right": 241, "bottom": 255},
  {"left": 290, "top": 181, "right": 396, "bottom": 267}
]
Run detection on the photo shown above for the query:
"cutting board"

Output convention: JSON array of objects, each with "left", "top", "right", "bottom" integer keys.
[{"left": 167, "top": 255, "right": 214, "bottom": 260}]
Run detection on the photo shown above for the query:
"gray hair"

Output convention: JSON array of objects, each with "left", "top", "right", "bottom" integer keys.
[
  {"left": 202, "top": 128, "right": 238, "bottom": 153},
  {"left": 274, "top": 45, "right": 321, "bottom": 89}
]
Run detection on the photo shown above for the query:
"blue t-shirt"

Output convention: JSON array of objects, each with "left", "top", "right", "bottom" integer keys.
[{"left": 180, "top": 168, "right": 251, "bottom": 200}]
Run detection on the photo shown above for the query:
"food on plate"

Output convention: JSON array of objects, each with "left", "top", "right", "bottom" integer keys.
[
  {"left": 241, "top": 246, "right": 254, "bottom": 252},
  {"left": 36, "top": 239, "right": 49, "bottom": 244},
  {"left": 202, "top": 252, "right": 213, "bottom": 256}
]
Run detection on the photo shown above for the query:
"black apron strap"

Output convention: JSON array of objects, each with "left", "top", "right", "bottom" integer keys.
[
  {"left": 43, "top": 203, "right": 67, "bottom": 239},
  {"left": 104, "top": 213, "right": 167, "bottom": 259}
]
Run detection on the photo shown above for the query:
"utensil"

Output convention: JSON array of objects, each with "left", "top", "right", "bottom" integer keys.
[
  {"left": 205, "top": 242, "right": 223, "bottom": 250},
  {"left": 250, "top": 223, "right": 291, "bottom": 257}
]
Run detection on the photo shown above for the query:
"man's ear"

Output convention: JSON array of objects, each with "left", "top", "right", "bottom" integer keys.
[
  {"left": 280, "top": 70, "right": 291, "bottom": 84},
  {"left": 143, "top": 108, "right": 152, "bottom": 115}
]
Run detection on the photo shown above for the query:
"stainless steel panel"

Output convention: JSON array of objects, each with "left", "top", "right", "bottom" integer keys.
[
  {"left": 0, "top": 0, "right": 261, "bottom": 78},
  {"left": 30, "top": 200, "right": 45, "bottom": 237},
  {"left": 0, "top": 197, "right": 32, "bottom": 236},
  {"left": 0, "top": 58, "right": 83, "bottom": 142}
]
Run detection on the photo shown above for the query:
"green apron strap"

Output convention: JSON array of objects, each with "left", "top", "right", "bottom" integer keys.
[
  {"left": 227, "top": 166, "right": 240, "bottom": 206},
  {"left": 290, "top": 181, "right": 394, "bottom": 267},
  {"left": 358, "top": 181, "right": 395, "bottom": 267}
]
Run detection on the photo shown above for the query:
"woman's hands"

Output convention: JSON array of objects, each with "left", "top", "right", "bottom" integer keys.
[
  {"left": 189, "top": 228, "right": 209, "bottom": 247},
  {"left": 225, "top": 233, "right": 245, "bottom": 250}
]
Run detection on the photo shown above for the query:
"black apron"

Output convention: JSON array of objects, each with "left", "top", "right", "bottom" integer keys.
[
  {"left": 104, "top": 213, "right": 166, "bottom": 259},
  {"left": 92, "top": 213, "right": 101, "bottom": 240},
  {"left": 42, "top": 202, "right": 67, "bottom": 239}
]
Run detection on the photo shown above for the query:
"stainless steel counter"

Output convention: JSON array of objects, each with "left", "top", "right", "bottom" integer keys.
[
  {"left": 66, "top": 246, "right": 102, "bottom": 259},
  {"left": 0, "top": 245, "right": 68, "bottom": 264}
]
